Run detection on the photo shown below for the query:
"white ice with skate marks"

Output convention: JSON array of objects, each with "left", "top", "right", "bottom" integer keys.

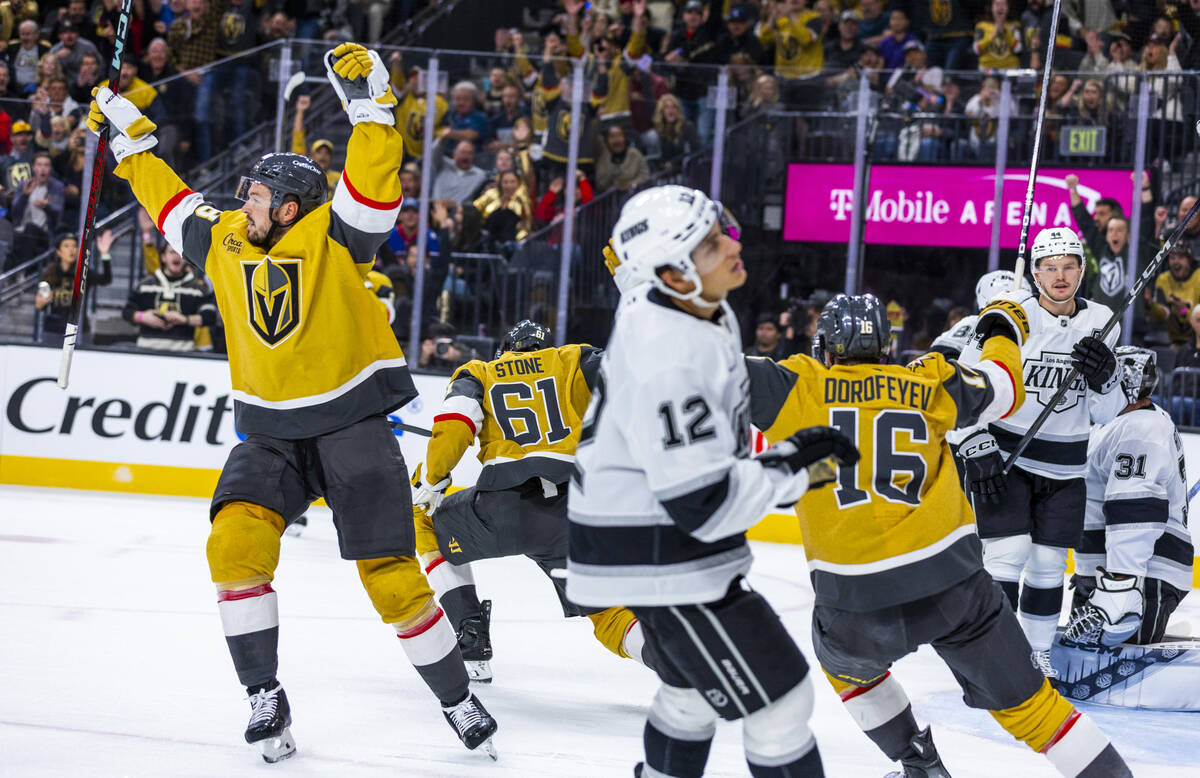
[{"left": 0, "top": 485, "right": 1196, "bottom": 777}]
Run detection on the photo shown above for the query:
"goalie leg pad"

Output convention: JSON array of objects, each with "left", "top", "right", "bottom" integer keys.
[
  {"left": 742, "top": 676, "right": 820, "bottom": 774},
  {"left": 826, "top": 670, "right": 921, "bottom": 761},
  {"left": 1020, "top": 544, "right": 1070, "bottom": 651},
  {"left": 588, "top": 606, "right": 639, "bottom": 659},
  {"left": 356, "top": 555, "right": 439, "bottom": 627},
  {"left": 644, "top": 684, "right": 717, "bottom": 778},
  {"left": 983, "top": 534, "right": 1032, "bottom": 607},
  {"left": 989, "top": 678, "right": 1079, "bottom": 753}
]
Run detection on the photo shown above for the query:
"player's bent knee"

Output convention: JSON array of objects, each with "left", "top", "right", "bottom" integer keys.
[
  {"left": 649, "top": 684, "right": 719, "bottom": 739},
  {"left": 356, "top": 556, "right": 439, "bottom": 627},
  {"left": 1024, "top": 544, "right": 1070, "bottom": 588},
  {"left": 742, "top": 675, "right": 816, "bottom": 761},
  {"left": 989, "top": 678, "right": 1078, "bottom": 753},
  {"left": 983, "top": 534, "right": 1033, "bottom": 581},
  {"left": 207, "top": 501, "right": 285, "bottom": 586},
  {"left": 588, "top": 607, "right": 638, "bottom": 658},
  {"left": 413, "top": 505, "right": 439, "bottom": 558}
]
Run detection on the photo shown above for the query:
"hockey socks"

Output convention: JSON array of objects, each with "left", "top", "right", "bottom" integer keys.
[
  {"left": 1020, "top": 545, "right": 1070, "bottom": 652},
  {"left": 217, "top": 584, "right": 280, "bottom": 687},
  {"left": 395, "top": 607, "right": 471, "bottom": 707},
  {"left": 743, "top": 679, "right": 824, "bottom": 777},
  {"left": 830, "top": 672, "right": 921, "bottom": 761},
  {"left": 642, "top": 717, "right": 713, "bottom": 778}
]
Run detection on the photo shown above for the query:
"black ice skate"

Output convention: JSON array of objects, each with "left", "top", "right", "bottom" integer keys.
[
  {"left": 458, "top": 599, "right": 493, "bottom": 683},
  {"left": 884, "top": 727, "right": 951, "bottom": 778},
  {"left": 442, "top": 691, "right": 498, "bottom": 760},
  {"left": 245, "top": 683, "right": 296, "bottom": 763}
]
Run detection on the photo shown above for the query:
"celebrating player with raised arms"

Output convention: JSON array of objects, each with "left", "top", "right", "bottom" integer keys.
[
  {"left": 86, "top": 43, "right": 497, "bottom": 761},
  {"left": 951, "top": 227, "right": 1125, "bottom": 678},
  {"left": 748, "top": 293, "right": 1131, "bottom": 778},
  {"left": 411, "top": 319, "right": 654, "bottom": 684}
]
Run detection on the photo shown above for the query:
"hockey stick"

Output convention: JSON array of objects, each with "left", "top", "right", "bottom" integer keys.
[
  {"left": 57, "top": 0, "right": 134, "bottom": 388},
  {"left": 388, "top": 419, "right": 433, "bottom": 437},
  {"left": 1010, "top": 0, "right": 1064, "bottom": 291},
  {"left": 1003, "top": 148, "right": 1200, "bottom": 475}
]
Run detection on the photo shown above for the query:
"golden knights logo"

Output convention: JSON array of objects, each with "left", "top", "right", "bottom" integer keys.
[
  {"left": 1025, "top": 351, "right": 1087, "bottom": 412},
  {"left": 242, "top": 256, "right": 301, "bottom": 347}
]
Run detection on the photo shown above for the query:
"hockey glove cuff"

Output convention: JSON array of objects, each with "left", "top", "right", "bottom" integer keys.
[
  {"left": 87, "top": 86, "right": 158, "bottom": 162},
  {"left": 603, "top": 239, "right": 644, "bottom": 295},
  {"left": 325, "top": 43, "right": 397, "bottom": 126},
  {"left": 1070, "top": 336, "right": 1119, "bottom": 394},
  {"left": 957, "top": 429, "right": 1007, "bottom": 504},
  {"left": 759, "top": 426, "right": 858, "bottom": 503},
  {"left": 977, "top": 298, "right": 1030, "bottom": 347},
  {"left": 411, "top": 463, "right": 450, "bottom": 515}
]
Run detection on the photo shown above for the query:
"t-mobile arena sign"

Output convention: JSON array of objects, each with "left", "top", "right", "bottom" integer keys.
[{"left": 783, "top": 164, "right": 1137, "bottom": 248}]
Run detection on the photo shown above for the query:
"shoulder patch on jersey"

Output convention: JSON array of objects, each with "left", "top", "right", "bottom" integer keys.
[{"left": 979, "top": 298, "right": 1031, "bottom": 346}]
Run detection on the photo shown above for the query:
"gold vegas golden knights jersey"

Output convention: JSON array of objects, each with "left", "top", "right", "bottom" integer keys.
[
  {"left": 746, "top": 336, "right": 1024, "bottom": 611},
  {"left": 113, "top": 122, "right": 414, "bottom": 440},
  {"left": 426, "top": 344, "right": 603, "bottom": 491}
]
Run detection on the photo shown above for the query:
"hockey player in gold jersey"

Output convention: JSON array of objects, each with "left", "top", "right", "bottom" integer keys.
[
  {"left": 87, "top": 42, "right": 497, "bottom": 761},
  {"left": 412, "top": 320, "right": 653, "bottom": 683},
  {"left": 748, "top": 294, "right": 1131, "bottom": 778}
]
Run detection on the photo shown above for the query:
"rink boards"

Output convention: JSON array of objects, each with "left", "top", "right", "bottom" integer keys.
[{"left": 2, "top": 343, "right": 1197, "bottom": 586}]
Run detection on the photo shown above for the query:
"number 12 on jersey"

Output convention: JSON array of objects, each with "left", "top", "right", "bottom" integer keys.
[{"left": 829, "top": 408, "right": 929, "bottom": 508}]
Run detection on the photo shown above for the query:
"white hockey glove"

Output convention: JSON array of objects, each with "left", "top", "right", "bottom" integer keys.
[
  {"left": 603, "top": 239, "right": 645, "bottom": 296},
  {"left": 411, "top": 463, "right": 450, "bottom": 515},
  {"left": 86, "top": 86, "right": 158, "bottom": 162},
  {"left": 1062, "top": 568, "right": 1144, "bottom": 647},
  {"left": 324, "top": 42, "right": 397, "bottom": 126},
  {"left": 1070, "top": 336, "right": 1120, "bottom": 394},
  {"left": 957, "top": 429, "right": 1007, "bottom": 504},
  {"left": 759, "top": 426, "right": 859, "bottom": 506}
]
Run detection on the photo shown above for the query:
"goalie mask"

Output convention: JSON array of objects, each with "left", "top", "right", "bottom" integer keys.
[
  {"left": 609, "top": 185, "right": 740, "bottom": 308},
  {"left": 975, "top": 269, "right": 1030, "bottom": 310},
  {"left": 1114, "top": 346, "right": 1158, "bottom": 404},
  {"left": 813, "top": 293, "right": 890, "bottom": 364},
  {"left": 496, "top": 319, "right": 550, "bottom": 358},
  {"left": 1030, "top": 227, "right": 1086, "bottom": 300}
]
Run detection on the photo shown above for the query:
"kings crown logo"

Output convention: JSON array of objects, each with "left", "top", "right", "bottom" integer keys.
[{"left": 242, "top": 256, "right": 302, "bottom": 348}]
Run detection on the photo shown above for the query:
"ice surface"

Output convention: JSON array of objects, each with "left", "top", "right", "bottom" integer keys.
[{"left": 1, "top": 485, "right": 1196, "bottom": 777}]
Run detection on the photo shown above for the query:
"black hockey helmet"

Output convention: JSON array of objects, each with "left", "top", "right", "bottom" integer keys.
[
  {"left": 236, "top": 152, "right": 329, "bottom": 220},
  {"left": 1114, "top": 346, "right": 1158, "bottom": 404},
  {"left": 812, "top": 293, "right": 890, "bottom": 364},
  {"left": 496, "top": 319, "right": 550, "bottom": 358}
]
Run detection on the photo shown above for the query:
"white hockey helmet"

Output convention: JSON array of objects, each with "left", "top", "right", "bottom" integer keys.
[
  {"left": 1030, "top": 227, "right": 1086, "bottom": 298},
  {"left": 609, "top": 185, "right": 739, "bottom": 306},
  {"left": 975, "top": 269, "right": 1030, "bottom": 310}
]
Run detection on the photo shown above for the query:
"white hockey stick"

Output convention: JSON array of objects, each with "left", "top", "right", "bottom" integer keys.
[{"left": 1011, "top": 0, "right": 1064, "bottom": 291}]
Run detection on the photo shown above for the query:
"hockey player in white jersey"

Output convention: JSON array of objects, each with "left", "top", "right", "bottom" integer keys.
[
  {"left": 1064, "top": 347, "right": 1193, "bottom": 648},
  {"left": 568, "top": 185, "right": 858, "bottom": 778},
  {"left": 930, "top": 269, "right": 1029, "bottom": 359},
  {"left": 953, "top": 227, "right": 1126, "bottom": 677}
]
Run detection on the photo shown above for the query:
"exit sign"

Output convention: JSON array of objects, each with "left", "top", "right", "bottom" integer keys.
[{"left": 1060, "top": 125, "right": 1107, "bottom": 157}]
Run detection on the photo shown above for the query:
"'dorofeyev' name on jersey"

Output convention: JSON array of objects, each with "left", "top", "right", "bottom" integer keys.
[{"left": 957, "top": 292, "right": 1125, "bottom": 479}]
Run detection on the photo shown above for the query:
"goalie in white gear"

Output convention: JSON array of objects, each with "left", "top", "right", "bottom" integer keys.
[
  {"left": 569, "top": 185, "right": 858, "bottom": 778},
  {"left": 951, "top": 227, "right": 1126, "bottom": 678},
  {"left": 930, "top": 270, "right": 1030, "bottom": 359},
  {"left": 1063, "top": 347, "right": 1193, "bottom": 648}
]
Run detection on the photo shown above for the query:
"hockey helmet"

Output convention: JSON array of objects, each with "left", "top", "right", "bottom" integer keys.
[
  {"left": 236, "top": 152, "right": 329, "bottom": 220},
  {"left": 496, "top": 319, "right": 550, "bottom": 358},
  {"left": 609, "top": 185, "right": 740, "bottom": 307},
  {"left": 1030, "top": 227, "right": 1086, "bottom": 298},
  {"left": 975, "top": 269, "right": 1030, "bottom": 310},
  {"left": 1114, "top": 346, "right": 1158, "bottom": 404},
  {"left": 813, "top": 293, "right": 890, "bottom": 364}
]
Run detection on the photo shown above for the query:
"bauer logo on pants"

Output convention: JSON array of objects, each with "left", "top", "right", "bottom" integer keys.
[{"left": 242, "top": 257, "right": 302, "bottom": 348}]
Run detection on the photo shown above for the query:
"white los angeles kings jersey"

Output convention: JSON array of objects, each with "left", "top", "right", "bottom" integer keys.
[
  {"left": 1078, "top": 405, "right": 1194, "bottom": 593},
  {"left": 929, "top": 314, "right": 978, "bottom": 358},
  {"left": 957, "top": 292, "right": 1125, "bottom": 479},
  {"left": 568, "top": 287, "right": 799, "bottom": 608}
]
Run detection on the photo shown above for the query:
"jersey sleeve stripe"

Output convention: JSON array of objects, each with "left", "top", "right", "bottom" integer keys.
[
  {"left": 434, "top": 412, "right": 477, "bottom": 436},
  {"left": 156, "top": 187, "right": 196, "bottom": 232},
  {"left": 330, "top": 183, "right": 399, "bottom": 235}
]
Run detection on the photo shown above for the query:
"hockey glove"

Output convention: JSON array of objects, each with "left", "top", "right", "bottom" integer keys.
[
  {"left": 1062, "top": 568, "right": 1144, "bottom": 647},
  {"left": 1070, "top": 336, "right": 1119, "bottom": 394},
  {"left": 976, "top": 298, "right": 1031, "bottom": 347},
  {"left": 957, "top": 429, "right": 1007, "bottom": 504},
  {"left": 411, "top": 463, "right": 450, "bottom": 515},
  {"left": 86, "top": 86, "right": 158, "bottom": 162},
  {"left": 759, "top": 426, "right": 859, "bottom": 498},
  {"left": 324, "top": 42, "right": 397, "bottom": 126}
]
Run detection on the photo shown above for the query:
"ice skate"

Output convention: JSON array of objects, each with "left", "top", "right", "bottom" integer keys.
[
  {"left": 458, "top": 599, "right": 493, "bottom": 683},
  {"left": 245, "top": 684, "right": 296, "bottom": 763},
  {"left": 284, "top": 514, "right": 308, "bottom": 537},
  {"left": 884, "top": 727, "right": 951, "bottom": 777},
  {"left": 442, "top": 691, "right": 498, "bottom": 759},
  {"left": 1031, "top": 649, "right": 1058, "bottom": 678}
]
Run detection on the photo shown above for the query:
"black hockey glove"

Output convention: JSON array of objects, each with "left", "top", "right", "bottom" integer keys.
[
  {"left": 759, "top": 426, "right": 859, "bottom": 491},
  {"left": 957, "top": 429, "right": 1007, "bottom": 504},
  {"left": 1070, "top": 336, "right": 1117, "bottom": 393}
]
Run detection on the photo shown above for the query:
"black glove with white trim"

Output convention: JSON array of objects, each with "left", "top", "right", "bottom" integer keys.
[
  {"left": 760, "top": 426, "right": 859, "bottom": 492},
  {"left": 1070, "top": 335, "right": 1118, "bottom": 393},
  {"left": 957, "top": 429, "right": 1007, "bottom": 504}
]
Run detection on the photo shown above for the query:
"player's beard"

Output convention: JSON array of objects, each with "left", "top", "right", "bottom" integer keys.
[{"left": 246, "top": 214, "right": 275, "bottom": 249}]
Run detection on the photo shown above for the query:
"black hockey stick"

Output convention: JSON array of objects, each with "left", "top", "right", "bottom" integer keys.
[
  {"left": 389, "top": 419, "right": 432, "bottom": 437},
  {"left": 57, "top": 0, "right": 134, "bottom": 389},
  {"left": 1002, "top": 148, "right": 1200, "bottom": 475}
]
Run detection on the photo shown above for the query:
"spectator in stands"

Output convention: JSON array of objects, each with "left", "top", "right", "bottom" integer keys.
[
  {"left": 482, "top": 66, "right": 511, "bottom": 115},
  {"left": 824, "top": 11, "right": 864, "bottom": 74},
  {"left": 67, "top": 51, "right": 100, "bottom": 104},
  {"left": 387, "top": 198, "right": 439, "bottom": 257},
  {"left": 11, "top": 151, "right": 62, "bottom": 260},
  {"left": 37, "top": 53, "right": 65, "bottom": 89},
  {"left": 1143, "top": 33, "right": 1185, "bottom": 123},
  {"left": 858, "top": 0, "right": 888, "bottom": 47},
  {"left": 1069, "top": 78, "right": 1111, "bottom": 125},
  {"left": 399, "top": 166, "right": 419, "bottom": 200},
  {"left": 744, "top": 312, "right": 788, "bottom": 359},
  {"left": 290, "top": 94, "right": 340, "bottom": 189},
  {"left": 439, "top": 81, "right": 490, "bottom": 155},
  {"left": 431, "top": 140, "right": 488, "bottom": 204},
  {"left": 487, "top": 83, "right": 529, "bottom": 150},
  {"left": 1078, "top": 29, "right": 1109, "bottom": 72},
  {"left": 1165, "top": 196, "right": 1200, "bottom": 256},
  {"left": 7, "top": 20, "right": 51, "bottom": 95},
  {"left": 538, "top": 55, "right": 602, "bottom": 173},
  {"left": 37, "top": 114, "right": 70, "bottom": 157},
  {"left": 33, "top": 231, "right": 112, "bottom": 340},
  {"left": 419, "top": 320, "right": 481, "bottom": 374},
  {"left": 1174, "top": 306, "right": 1200, "bottom": 370},
  {"left": 54, "top": 126, "right": 86, "bottom": 218},
  {"left": 168, "top": 0, "right": 222, "bottom": 162},
  {"left": 743, "top": 72, "right": 781, "bottom": 117},
  {"left": 532, "top": 170, "right": 594, "bottom": 225},
  {"left": 964, "top": 74, "right": 1013, "bottom": 158},
  {"left": 640, "top": 93, "right": 700, "bottom": 172},
  {"left": 974, "top": 0, "right": 1023, "bottom": 71},
  {"left": 48, "top": 19, "right": 99, "bottom": 83},
  {"left": 122, "top": 241, "right": 218, "bottom": 351},
  {"left": 666, "top": 0, "right": 725, "bottom": 145},
  {"left": 1146, "top": 245, "right": 1200, "bottom": 346},
  {"left": 759, "top": 0, "right": 824, "bottom": 110},
  {"left": 511, "top": 29, "right": 575, "bottom": 145},
  {"left": 388, "top": 51, "right": 449, "bottom": 161},
  {"left": 139, "top": 38, "right": 191, "bottom": 168},
  {"left": 728, "top": 51, "right": 763, "bottom": 107},
  {"left": 0, "top": 120, "right": 34, "bottom": 206},
  {"left": 474, "top": 169, "right": 532, "bottom": 248},
  {"left": 878, "top": 7, "right": 919, "bottom": 70},
  {"left": 718, "top": 4, "right": 764, "bottom": 65},
  {"left": 917, "top": 0, "right": 975, "bottom": 71},
  {"left": 594, "top": 124, "right": 649, "bottom": 193}
]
